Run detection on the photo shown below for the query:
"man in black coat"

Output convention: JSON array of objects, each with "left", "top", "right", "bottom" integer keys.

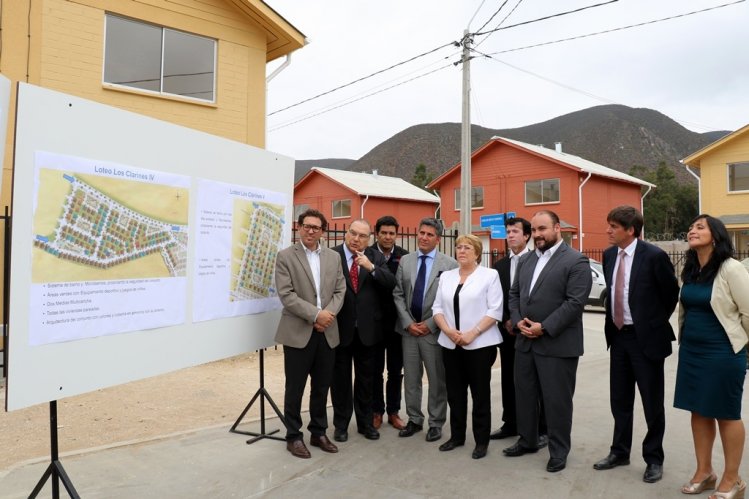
[
  {"left": 371, "top": 216, "right": 409, "bottom": 430},
  {"left": 592, "top": 206, "right": 679, "bottom": 484},
  {"left": 331, "top": 219, "right": 396, "bottom": 442}
]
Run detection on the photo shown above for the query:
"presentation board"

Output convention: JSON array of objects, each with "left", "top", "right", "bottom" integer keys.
[{"left": 6, "top": 83, "right": 294, "bottom": 411}]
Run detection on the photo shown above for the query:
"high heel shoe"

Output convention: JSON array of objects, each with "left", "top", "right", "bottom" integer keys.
[
  {"left": 709, "top": 478, "right": 746, "bottom": 499},
  {"left": 681, "top": 473, "right": 717, "bottom": 494}
]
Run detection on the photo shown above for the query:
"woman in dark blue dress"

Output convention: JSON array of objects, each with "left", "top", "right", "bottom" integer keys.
[{"left": 675, "top": 215, "right": 749, "bottom": 499}]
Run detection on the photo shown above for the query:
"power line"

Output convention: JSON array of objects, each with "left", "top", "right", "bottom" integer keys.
[
  {"left": 475, "top": 0, "right": 526, "bottom": 49},
  {"left": 475, "top": 0, "right": 510, "bottom": 34},
  {"left": 268, "top": 63, "right": 455, "bottom": 132},
  {"left": 483, "top": 0, "right": 746, "bottom": 56},
  {"left": 268, "top": 42, "right": 456, "bottom": 116},
  {"left": 473, "top": 0, "right": 619, "bottom": 36}
]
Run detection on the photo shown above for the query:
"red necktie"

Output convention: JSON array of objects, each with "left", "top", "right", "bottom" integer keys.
[
  {"left": 350, "top": 255, "right": 359, "bottom": 293},
  {"left": 613, "top": 250, "right": 626, "bottom": 330}
]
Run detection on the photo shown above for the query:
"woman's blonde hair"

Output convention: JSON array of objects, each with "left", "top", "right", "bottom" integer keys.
[{"left": 455, "top": 234, "right": 482, "bottom": 264}]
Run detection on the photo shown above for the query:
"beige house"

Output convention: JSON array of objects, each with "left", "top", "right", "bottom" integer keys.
[
  {"left": 0, "top": 0, "right": 305, "bottom": 208},
  {"left": 682, "top": 124, "right": 749, "bottom": 254}
]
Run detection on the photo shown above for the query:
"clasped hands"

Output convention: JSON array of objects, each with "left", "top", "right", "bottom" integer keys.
[
  {"left": 517, "top": 318, "right": 543, "bottom": 339},
  {"left": 445, "top": 327, "right": 479, "bottom": 347},
  {"left": 314, "top": 309, "right": 336, "bottom": 332}
]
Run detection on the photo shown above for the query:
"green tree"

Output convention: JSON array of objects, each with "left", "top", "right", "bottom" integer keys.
[
  {"left": 629, "top": 162, "right": 698, "bottom": 237},
  {"left": 411, "top": 163, "right": 433, "bottom": 188}
]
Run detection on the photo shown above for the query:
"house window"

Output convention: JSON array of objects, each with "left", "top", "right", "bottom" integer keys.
[
  {"left": 103, "top": 14, "right": 216, "bottom": 102},
  {"left": 293, "top": 204, "right": 310, "bottom": 219},
  {"left": 454, "top": 187, "right": 484, "bottom": 210},
  {"left": 728, "top": 162, "right": 749, "bottom": 192},
  {"left": 525, "top": 178, "right": 560, "bottom": 204},
  {"left": 332, "top": 199, "right": 351, "bottom": 218}
]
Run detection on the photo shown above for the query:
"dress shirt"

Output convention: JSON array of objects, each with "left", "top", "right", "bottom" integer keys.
[
  {"left": 415, "top": 247, "right": 437, "bottom": 306},
  {"left": 433, "top": 266, "right": 503, "bottom": 350},
  {"left": 304, "top": 243, "right": 323, "bottom": 310},
  {"left": 529, "top": 238, "right": 563, "bottom": 294},
  {"left": 611, "top": 239, "right": 637, "bottom": 326},
  {"left": 509, "top": 248, "right": 530, "bottom": 286}
]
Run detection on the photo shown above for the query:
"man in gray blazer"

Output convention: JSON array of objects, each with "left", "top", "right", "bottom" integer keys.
[
  {"left": 275, "top": 209, "right": 346, "bottom": 459},
  {"left": 393, "top": 218, "right": 458, "bottom": 442},
  {"left": 502, "top": 210, "right": 592, "bottom": 473}
]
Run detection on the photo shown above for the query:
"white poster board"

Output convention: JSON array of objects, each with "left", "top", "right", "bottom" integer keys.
[{"left": 6, "top": 83, "right": 293, "bottom": 411}]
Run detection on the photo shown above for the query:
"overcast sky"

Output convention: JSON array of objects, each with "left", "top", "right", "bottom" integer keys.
[{"left": 265, "top": 0, "right": 748, "bottom": 161}]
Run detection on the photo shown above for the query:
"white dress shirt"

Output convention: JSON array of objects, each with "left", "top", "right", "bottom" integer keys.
[
  {"left": 303, "top": 243, "right": 322, "bottom": 309},
  {"left": 529, "top": 238, "right": 564, "bottom": 294},
  {"left": 611, "top": 239, "right": 637, "bottom": 326}
]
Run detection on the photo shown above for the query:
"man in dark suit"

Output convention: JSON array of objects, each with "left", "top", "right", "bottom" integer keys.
[
  {"left": 331, "top": 219, "right": 396, "bottom": 443},
  {"left": 503, "top": 210, "right": 592, "bottom": 473},
  {"left": 393, "top": 217, "right": 458, "bottom": 443},
  {"left": 592, "top": 205, "right": 679, "bottom": 483},
  {"left": 275, "top": 209, "right": 346, "bottom": 459},
  {"left": 490, "top": 217, "right": 547, "bottom": 443},
  {"left": 371, "top": 216, "right": 409, "bottom": 431}
]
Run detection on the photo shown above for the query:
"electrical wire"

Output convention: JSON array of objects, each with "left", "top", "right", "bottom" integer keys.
[
  {"left": 474, "top": 0, "right": 526, "bottom": 49},
  {"left": 268, "top": 42, "right": 456, "bottom": 116},
  {"left": 475, "top": 0, "right": 510, "bottom": 34}
]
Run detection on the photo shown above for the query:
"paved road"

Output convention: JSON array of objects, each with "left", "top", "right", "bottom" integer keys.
[{"left": 1, "top": 310, "right": 746, "bottom": 498}]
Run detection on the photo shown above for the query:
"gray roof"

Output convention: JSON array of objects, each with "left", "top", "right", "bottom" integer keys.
[
  {"left": 492, "top": 137, "right": 656, "bottom": 188},
  {"left": 718, "top": 214, "right": 749, "bottom": 225},
  {"left": 308, "top": 167, "right": 440, "bottom": 203}
]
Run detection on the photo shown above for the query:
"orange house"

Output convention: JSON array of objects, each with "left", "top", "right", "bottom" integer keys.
[
  {"left": 427, "top": 137, "right": 655, "bottom": 253},
  {"left": 294, "top": 167, "right": 440, "bottom": 231}
]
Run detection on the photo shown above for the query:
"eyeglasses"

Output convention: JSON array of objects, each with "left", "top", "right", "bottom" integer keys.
[
  {"left": 455, "top": 245, "right": 474, "bottom": 251},
  {"left": 301, "top": 224, "right": 322, "bottom": 233},
  {"left": 348, "top": 229, "right": 370, "bottom": 240}
]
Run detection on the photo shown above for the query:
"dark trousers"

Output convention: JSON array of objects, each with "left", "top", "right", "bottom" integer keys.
[
  {"left": 372, "top": 328, "right": 404, "bottom": 415},
  {"left": 515, "top": 349, "right": 578, "bottom": 459},
  {"left": 499, "top": 331, "right": 547, "bottom": 433},
  {"left": 331, "top": 333, "right": 375, "bottom": 431},
  {"left": 442, "top": 345, "right": 497, "bottom": 445},
  {"left": 283, "top": 331, "right": 335, "bottom": 441},
  {"left": 609, "top": 328, "right": 666, "bottom": 465}
]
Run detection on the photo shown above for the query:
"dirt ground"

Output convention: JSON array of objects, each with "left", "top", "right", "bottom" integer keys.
[{"left": 0, "top": 349, "right": 289, "bottom": 471}]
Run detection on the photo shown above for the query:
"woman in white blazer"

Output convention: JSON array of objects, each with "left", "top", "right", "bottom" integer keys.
[{"left": 433, "top": 234, "right": 503, "bottom": 459}]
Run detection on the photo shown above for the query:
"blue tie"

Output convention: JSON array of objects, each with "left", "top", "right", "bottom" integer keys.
[{"left": 410, "top": 255, "right": 428, "bottom": 321}]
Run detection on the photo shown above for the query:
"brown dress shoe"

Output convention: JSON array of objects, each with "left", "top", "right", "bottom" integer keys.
[
  {"left": 310, "top": 435, "right": 338, "bottom": 453},
  {"left": 388, "top": 413, "right": 406, "bottom": 430},
  {"left": 286, "top": 439, "right": 311, "bottom": 459},
  {"left": 373, "top": 413, "right": 383, "bottom": 429}
]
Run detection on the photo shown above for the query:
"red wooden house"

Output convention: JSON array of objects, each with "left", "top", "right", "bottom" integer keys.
[
  {"left": 294, "top": 167, "right": 440, "bottom": 230},
  {"left": 427, "top": 137, "right": 655, "bottom": 253}
]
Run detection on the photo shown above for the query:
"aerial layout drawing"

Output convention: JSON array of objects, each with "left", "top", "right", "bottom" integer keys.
[
  {"left": 32, "top": 169, "right": 189, "bottom": 282},
  {"left": 230, "top": 200, "right": 284, "bottom": 301}
]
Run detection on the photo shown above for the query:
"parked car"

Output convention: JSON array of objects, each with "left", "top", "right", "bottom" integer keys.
[{"left": 588, "top": 259, "right": 607, "bottom": 308}]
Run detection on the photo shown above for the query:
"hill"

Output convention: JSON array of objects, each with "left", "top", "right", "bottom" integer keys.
[{"left": 294, "top": 158, "right": 354, "bottom": 183}]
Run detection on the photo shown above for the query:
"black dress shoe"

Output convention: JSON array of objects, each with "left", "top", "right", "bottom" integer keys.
[
  {"left": 502, "top": 441, "right": 539, "bottom": 457},
  {"left": 547, "top": 457, "right": 566, "bottom": 472},
  {"left": 398, "top": 421, "right": 423, "bottom": 437},
  {"left": 310, "top": 434, "right": 338, "bottom": 453},
  {"left": 472, "top": 444, "right": 488, "bottom": 459},
  {"left": 489, "top": 426, "right": 518, "bottom": 440},
  {"left": 643, "top": 464, "right": 663, "bottom": 483},
  {"left": 358, "top": 425, "right": 380, "bottom": 440},
  {"left": 425, "top": 427, "right": 442, "bottom": 442},
  {"left": 537, "top": 434, "right": 549, "bottom": 449},
  {"left": 593, "top": 453, "right": 630, "bottom": 470},
  {"left": 439, "top": 439, "right": 465, "bottom": 451},
  {"left": 333, "top": 428, "right": 348, "bottom": 442}
]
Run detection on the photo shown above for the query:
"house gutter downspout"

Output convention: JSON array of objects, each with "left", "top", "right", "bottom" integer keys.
[
  {"left": 265, "top": 54, "right": 293, "bottom": 146},
  {"left": 432, "top": 190, "right": 441, "bottom": 219},
  {"left": 578, "top": 173, "right": 592, "bottom": 251},
  {"left": 360, "top": 195, "right": 369, "bottom": 219},
  {"left": 683, "top": 161, "right": 701, "bottom": 214},
  {"left": 641, "top": 185, "right": 653, "bottom": 239}
]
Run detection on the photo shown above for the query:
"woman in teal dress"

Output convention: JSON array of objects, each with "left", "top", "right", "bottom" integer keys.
[{"left": 675, "top": 215, "right": 749, "bottom": 499}]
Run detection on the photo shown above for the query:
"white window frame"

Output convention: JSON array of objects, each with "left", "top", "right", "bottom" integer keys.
[
  {"left": 727, "top": 161, "right": 749, "bottom": 193},
  {"left": 453, "top": 186, "right": 484, "bottom": 210},
  {"left": 525, "top": 178, "right": 560, "bottom": 205},
  {"left": 103, "top": 14, "right": 217, "bottom": 103},
  {"left": 332, "top": 199, "right": 352, "bottom": 219}
]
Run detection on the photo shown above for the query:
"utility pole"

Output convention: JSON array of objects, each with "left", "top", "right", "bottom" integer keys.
[{"left": 459, "top": 30, "right": 472, "bottom": 235}]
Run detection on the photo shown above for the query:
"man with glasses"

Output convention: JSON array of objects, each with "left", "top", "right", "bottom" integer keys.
[
  {"left": 275, "top": 209, "right": 345, "bottom": 459},
  {"left": 393, "top": 218, "right": 458, "bottom": 443},
  {"left": 331, "top": 219, "right": 396, "bottom": 442}
]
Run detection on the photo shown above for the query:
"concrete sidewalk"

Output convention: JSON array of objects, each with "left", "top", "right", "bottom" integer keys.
[{"left": 1, "top": 311, "right": 745, "bottom": 498}]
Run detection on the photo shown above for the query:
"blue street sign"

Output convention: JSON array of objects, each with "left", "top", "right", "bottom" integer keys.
[
  {"left": 490, "top": 225, "right": 507, "bottom": 239},
  {"left": 480, "top": 213, "right": 505, "bottom": 228},
  {"left": 506, "top": 211, "right": 516, "bottom": 219}
]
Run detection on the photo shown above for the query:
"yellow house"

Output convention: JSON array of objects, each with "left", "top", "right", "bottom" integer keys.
[
  {"left": 1, "top": 0, "right": 305, "bottom": 208},
  {"left": 682, "top": 124, "right": 749, "bottom": 254}
]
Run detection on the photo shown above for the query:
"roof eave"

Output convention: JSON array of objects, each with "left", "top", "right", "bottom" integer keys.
[{"left": 681, "top": 123, "right": 749, "bottom": 167}]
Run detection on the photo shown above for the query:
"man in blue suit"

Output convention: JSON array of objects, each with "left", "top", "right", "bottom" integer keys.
[{"left": 592, "top": 205, "right": 679, "bottom": 484}]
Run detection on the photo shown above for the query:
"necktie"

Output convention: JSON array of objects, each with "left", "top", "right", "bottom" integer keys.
[
  {"left": 410, "top": 255, "right": 428, "bottom": 321},
  {"left": 350, "top": 255, "right": 359, "bottom": 293},
  {"left": 613, "top": 250, "right": 626, "bottom": 329}
]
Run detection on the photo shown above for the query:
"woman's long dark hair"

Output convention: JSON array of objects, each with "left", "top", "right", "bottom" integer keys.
[{"left": 681, "top": 214, "right": 734, "bottom": 284}]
